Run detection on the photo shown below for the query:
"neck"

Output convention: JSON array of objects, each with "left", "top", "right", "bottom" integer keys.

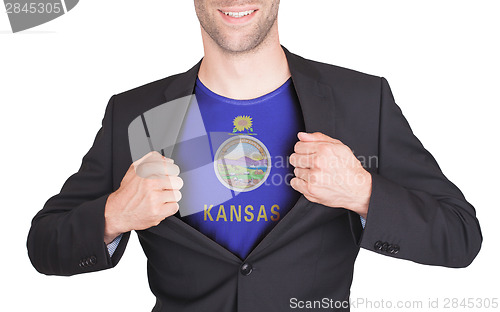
[{"left": 197, "top": 25, "right": 291, "bottom": 100}]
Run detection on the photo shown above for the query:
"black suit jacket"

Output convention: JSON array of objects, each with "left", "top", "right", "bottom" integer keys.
[{"left": 27, "top": 46, "right": 482, "bottom": 311}]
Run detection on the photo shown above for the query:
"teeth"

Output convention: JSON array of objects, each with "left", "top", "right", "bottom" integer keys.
[{"left": 222, "top": 10, "right": 255, "bottom": 18}]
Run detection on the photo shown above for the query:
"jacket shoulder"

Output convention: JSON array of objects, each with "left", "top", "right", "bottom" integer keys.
[
  {"left": 113, "top": 72, "right": 182, "bottom": 103},
  {"left": 109, "top": 69, "right": 194, "bottom": 126},
  {"left": 292, "top": 52, "right": 382, "bottom": 88}
]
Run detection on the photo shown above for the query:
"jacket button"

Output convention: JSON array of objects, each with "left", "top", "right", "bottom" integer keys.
[
  {"left": 89, "top": 256, "right": 97, "bottom": 265},
  {"left": 374, "top": 241, "right": 383, "bottom": 250},
  {"left": 240, "top": 263, "right": 253, "bottom": 276},
  {"left": 79, "top": 258, "right": 87, "bottom": 267},
  {"left": 387, "top": 244, "right": 395, "bottom": 254},
  {"left": 381, "top": 242, "right": 389, "bottom": 252},
  {"left": 393, "top": 245, "right": 400, "bottom": 254}
]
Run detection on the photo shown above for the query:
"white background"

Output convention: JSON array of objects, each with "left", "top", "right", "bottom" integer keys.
[{"left": 1, "top": 1, "right": 499, "bottom": 311}]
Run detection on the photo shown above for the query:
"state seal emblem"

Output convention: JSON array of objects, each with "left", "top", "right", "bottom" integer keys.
[{"left": 214, "top": 115, "right": 271, "bottom": 192}]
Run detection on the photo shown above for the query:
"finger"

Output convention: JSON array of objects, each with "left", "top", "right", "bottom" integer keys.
[
  {"left": 134, "top": 151, "right": 174, "bottom": 168},
  {"left": 290, "top": 177, "right": 313, "bottom": 197},
  {"left": 158, "top": 189, "right": 182, "bottom": 203},
  {"left": 135, "top": 162, "right": 165, "bottom": 179},
  {"left": 136, "top": 162, "right": 180, "bottom": 178},
  {"left": 134, "top": 151, "right": 161, "bottom": 166},
  {"left": 290, "top": 176, "right": 305, "bottom": 192},
  {"left": 289, "top": 153, "right": 315, "bottom": 168},
  {"left": 160, "top": 176, "right": 184, "bottom": 190},
  {"left": 294, "top": 168, "right": 323, "bottom": 185},
  {"left": 298, "top": 132, "right": 342, "bottom": 144},
  {"left": 143, "top": 153, "right": 174, "bottom": 165},
  {"left": 149, "top": 176, "right": 183, "bottom": 191},
  {"left": 164, "top": 157, "right": 174, "bottom": 163},
  {"left": 165, "top": 163, "right": 180, "bottom": 176},
  {"left": 293, "top": 167, "right": 310, "bottom": 181},
  {"left": 290, "top": 177, "right": 319, "bottom": 203},
  {"left": 294, "top": 141, "right": 323, "bottom": 154},
  {"left": 161, "top": 202, "right": 180, "bottom": 218}
]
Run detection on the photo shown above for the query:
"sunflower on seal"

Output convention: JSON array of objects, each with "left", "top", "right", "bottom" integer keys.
[{"left": 232, "top": 115, "right": 254, "bottom": 134}]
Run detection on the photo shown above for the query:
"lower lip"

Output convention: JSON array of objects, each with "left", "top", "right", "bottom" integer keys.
[{"left": 218, "top": 10, "right": 258, "bottom": 24}]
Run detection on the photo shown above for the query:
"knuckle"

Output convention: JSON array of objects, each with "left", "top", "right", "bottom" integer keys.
[
  {"left": 317, "top": 144, "right": 327, "bottom": 153},
  {"left": 170, "top": 176, "right": 183, "bottom": 189},
  {"left": 293, "top": 142, "right": 301, "bottom": 153},
  {"left": 312, "top": 156, "right": 322, "bottom": 168},
  {"left": 149, "top": 191, "right": 165, "bottom": 208},
  {"left": 173, "top": 190, "right": 182, "bottom": 202},
  {"left": 339, "top": 144, "right": 352, "bottom": 155},
  {"left": 152, "top": 215, "right": 162, "bottom": 226},
  {"left": 166, "top": 202, "right": 179, "bottom": 215},
  {"left": 320, "top": 154, "right": 331, "bottom": 168},
  {"left": 308, "top": 171, "right": 318, "bottom": 184},
  {"left": 166, "top": 163, "right": 180, "bottom": 176},
  {"left": 162, "top": 177, "right": 174, "bottom": 189},
  {"left": 148, "top": 193, "right": 159, "bottom": 206},
  {"left": 141, "top": 176, "right": 157, "bottom": 188},
  {"left": 307, "top": 184, "right": 317, "bottom": 197},
  {"left": 136, "top": 164, "right": 151, "bottom": 178},
  {"left": 149, "top": 203, "right": 160, "bottom": 217},
  {"left": 319, "top": 143, "right": 333, "bottom": 156},
  {"left": 138, "top": 162, "right": 152, "bottom": 171},
  {"left": 150, "top": 151, "right": 161, "bottom": 158}
]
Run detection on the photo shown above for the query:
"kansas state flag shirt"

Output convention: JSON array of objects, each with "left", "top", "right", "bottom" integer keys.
[{"left": 171, "top": 77, "right": 305, "bottom": 259}]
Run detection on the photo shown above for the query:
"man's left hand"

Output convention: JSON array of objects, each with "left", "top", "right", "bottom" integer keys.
[{"left": 289, "top": 132, "right": 372, "bottom": 219}]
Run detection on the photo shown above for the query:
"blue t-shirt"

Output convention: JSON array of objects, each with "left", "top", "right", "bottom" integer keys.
[{"left": 171, "top": 77, "right": 305, "bottom": 259}]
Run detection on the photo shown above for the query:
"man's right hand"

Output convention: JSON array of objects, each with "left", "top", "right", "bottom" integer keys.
[{"left": 103, "top": 151, "right": 183, "bottom": 244}]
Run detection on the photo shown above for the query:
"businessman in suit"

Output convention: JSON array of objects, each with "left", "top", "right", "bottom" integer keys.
[{"left": 27, "top": 1, "right": 482, "bottom": 311}]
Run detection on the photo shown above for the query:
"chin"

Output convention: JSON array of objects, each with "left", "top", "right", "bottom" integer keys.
[{"left": 219, "top": 36, "right": 261, "bottom": 54}]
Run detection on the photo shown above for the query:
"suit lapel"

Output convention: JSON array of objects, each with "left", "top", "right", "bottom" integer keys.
[
  {"left": 154, "top": 46, "right": 338, "bottom": 261},
  {"left": 162, "top": 60, "right": 201, "bottom": 102},
  {"left": 283, "top": 46, "right": 337, "bottom": 136},
  {"left": 160, "top": 61, "right": 202, "bottom": 158}
]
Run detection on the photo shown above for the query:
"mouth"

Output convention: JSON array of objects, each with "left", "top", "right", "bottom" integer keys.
[
  {"left": 218, "top": 8, "right": 258, "bottom": 24},
  {"left": 220, "top": 9, "right": 256, "bottom": 18}
]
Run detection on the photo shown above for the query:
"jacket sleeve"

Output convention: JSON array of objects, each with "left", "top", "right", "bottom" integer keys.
[
  {"left": 351, "top": 77, "right": 482, "bottom": 268},
  {"left": 27, "top": 95, "right": 130, "bottom": 276}
]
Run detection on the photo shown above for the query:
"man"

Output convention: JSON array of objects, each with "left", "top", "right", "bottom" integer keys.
[{"left": 27, "top": 1, "right": 482, "bottom": 311}]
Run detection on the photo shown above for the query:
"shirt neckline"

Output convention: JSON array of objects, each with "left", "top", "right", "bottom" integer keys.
[{"left": 195, "top": 76, "right": 292, "bottom": 105}]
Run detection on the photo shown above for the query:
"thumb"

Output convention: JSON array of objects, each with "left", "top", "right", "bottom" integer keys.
[
  {"left": 134, "top": 151, "right": 173, "bottom": 166},
  {"left": 133, "top": 151, "right": 161, "bottom": 167},
  {"left": 297, "top": 132, "right": 341, "bottom": 144}
]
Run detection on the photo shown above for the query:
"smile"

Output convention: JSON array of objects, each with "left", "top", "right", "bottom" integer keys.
[{"left": 220, "top": 10, "right": 256, "bottom": 18}]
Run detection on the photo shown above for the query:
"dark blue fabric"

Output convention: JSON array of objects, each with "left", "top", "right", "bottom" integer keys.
[{"left": 172, "top": 77, "right": 305, "bottom": 259}]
